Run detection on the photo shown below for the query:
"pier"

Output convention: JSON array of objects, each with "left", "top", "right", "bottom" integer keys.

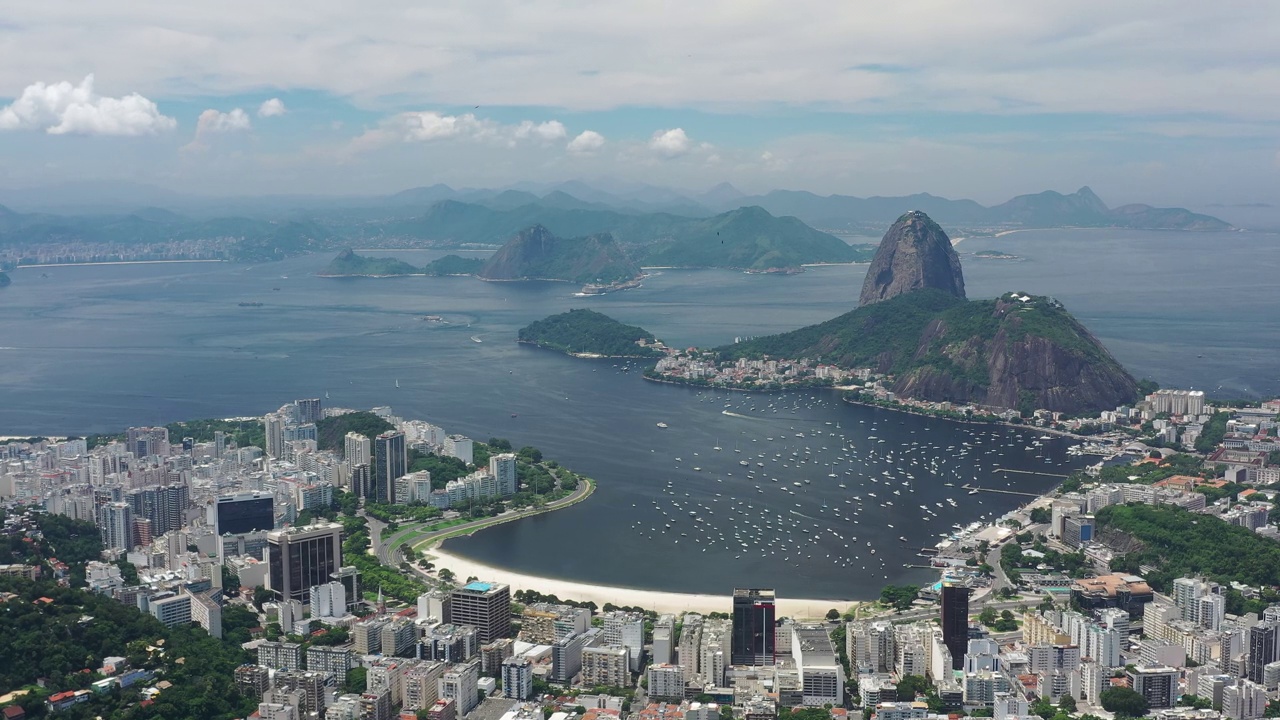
[
  {"left": 993, "top": 468, "right": 1070, "bottom": 478},
  {"left": 961, "top": 483, "right": 1043, "bottom": 497}
]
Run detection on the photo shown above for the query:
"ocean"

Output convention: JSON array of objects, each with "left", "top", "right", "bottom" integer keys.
[{"left": 1, "top": 227, "right": 1276, "bottom": 598}]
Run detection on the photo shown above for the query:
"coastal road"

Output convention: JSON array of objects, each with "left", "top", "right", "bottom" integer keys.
[{"left": 366, "top": 479, "right": 595, "bottom": 566}]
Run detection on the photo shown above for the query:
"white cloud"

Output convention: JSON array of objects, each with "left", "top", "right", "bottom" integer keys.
[
  {"left": 346, "top": 111, "right": 576, "bottom": 156},
  {"left": 514, "top": 120, "right": 566, "bottom": 142},
  {"left": 182, "top": 107, "right": 251, "bottom": 152},
  {"left": 397, "top": 111, "right": 491, "bottom": 141},
  {"left": 3, "top": 3, "right": 1277, "bottom": 121},
  {"left": 257, "top": 98, "right": 286, "bottom": 117},
  {"left": 0, "top": 75, "right": 175, "bottom": 136},
  {"left": 196, "top": 108, "right": 251, "bottom": 134},
  {"left": 567, "top": 130, "right": 605, "bottom": 154},
  {"left": 649, "top": 128, "right": 691, "bottom": 157}
]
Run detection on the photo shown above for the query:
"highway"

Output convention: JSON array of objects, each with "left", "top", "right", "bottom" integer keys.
[{"left": 366, "top": 478, "right": 594, "bottom": 566}]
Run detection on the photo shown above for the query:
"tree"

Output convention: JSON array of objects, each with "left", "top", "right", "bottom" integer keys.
[
  {"left": 879, "top": 585, "right": 918, "bottom": 611},
  {"left": 825, "top": 608, "right": 840, "bottom": 621},
  {"left": 1030, "top": 507, "right": 1051, "bottom": 524},
  {"left": 344, "top": 667, "right": 368, "bottom": 694},
  {"left": 1058, "top": 694, "right": 1077, "bottom": 712},
  {"left": 1100, "top": 687, "right": 1149, "bottom": 716},
  {"left": 1178, "top": 695, "right": 1211, "bottom": 710},
  {"left": 1030, "top": 697, "right": 1056, "bottom": 719},
  {"left": 896, "top": 675, "right": 928, "bottom": 701}
]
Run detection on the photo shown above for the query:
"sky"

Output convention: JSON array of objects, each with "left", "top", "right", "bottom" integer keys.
[{"left": 0, "top": 1, "right": 1278, "bottom": 206}]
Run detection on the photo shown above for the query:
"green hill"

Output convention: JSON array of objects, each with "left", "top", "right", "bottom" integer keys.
[
  {"left": 634, "top": 206, "right": 859, "bottom": 270},
  {"left": 320, "top": 248, "right": 420, "bottom": 276},
  {"left": 1098, "top": 503, "right": 1280, "bottom": 589},
  {"left": 316, "top": 411, "right": 394, "bottom": 453},
  {"left": 479, "top": 225, "right": 640, "bottom": 284},
  {"left": 423, "top": 254, "right": 484, "bottom": 275},
  {"left": 720, "top": 289, "right": 1138, "bottom": 414},
  {"left": 518, "top": 309, "right": 662, "bottom": 357}
]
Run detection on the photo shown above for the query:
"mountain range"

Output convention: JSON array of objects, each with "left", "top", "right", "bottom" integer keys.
[{"left": 0, "top": 183, "right": 1230, "bottom": 267}]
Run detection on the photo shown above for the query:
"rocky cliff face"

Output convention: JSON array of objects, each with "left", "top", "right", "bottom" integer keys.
[
  {"left": 479, "top": 225, "right": 640, "bottom": 284},
  {"left": 889, "top": 295, "right": 1139, "bottom": 415},
  {"left": 858, "top": 211, "right": 965, "bottom": 306},
  {"left": 722, "top": 288, "right": 1139, "bottom": 415}
]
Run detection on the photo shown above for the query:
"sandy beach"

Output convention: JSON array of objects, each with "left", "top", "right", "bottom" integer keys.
[{"left": 421, "top": 542, "right": 862, "bottom": 618}]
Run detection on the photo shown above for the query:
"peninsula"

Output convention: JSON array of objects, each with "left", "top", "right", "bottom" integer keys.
[
  {"left": 517, "top": 308, "right": 665, "bottom": 358},
  {"left": 650, "top": 211, "right": 1140, "bottom": 415}
]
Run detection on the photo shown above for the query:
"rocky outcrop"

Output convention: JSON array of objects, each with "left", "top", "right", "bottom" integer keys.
[
  {"left": 723, "top": 288, "right": 1138, "bottom": 415},
  {"left": 858, "top": 211, "right": 965, "bottom": 306},
  {"left": 479, "top": 225, "right": 640, "bottom": 284},
  {"left": 890, "top": 295, "right": 1140, "bottom": 415}
]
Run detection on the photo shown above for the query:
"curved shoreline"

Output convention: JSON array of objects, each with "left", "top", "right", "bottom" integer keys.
[
  {"left": 421, "top": 542, "right": 860, "bottom": 617},
  {"left": 403, "top": 475, "right": 861, "bottom": 617}
]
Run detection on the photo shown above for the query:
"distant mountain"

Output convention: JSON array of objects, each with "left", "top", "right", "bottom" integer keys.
[
  {"left": 479, "top": 225, "right": 641, "bottom": 284},
  {"left": 715, "top": 186, "right": 1230, "bottom": 232},
  {"left": 696, "top": 182, "right": 747, "bottom": 206},
  {"left": 635, "top": 206, "right": 860, "bottom": 270},
  {"left": 859, "top": 211, "right": 965, "bottom": 306},
  {"left": 387, "top": 201, "right": 855, "bottom": 270}
]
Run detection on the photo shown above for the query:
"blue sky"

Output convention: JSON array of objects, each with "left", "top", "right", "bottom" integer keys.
[{"left": 0, "top": 1, "right": 1277, "bottom": 206}]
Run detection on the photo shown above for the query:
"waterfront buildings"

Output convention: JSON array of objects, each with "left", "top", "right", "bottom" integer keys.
[
  {"left": 940, "top": 584, "right": 970, "bottom": 670},
  {"left": 449, "top": 581, "right": 511, "bottom": 643},
  {"left": 731, "top": 588, "right": 776, "bottom": 666}
]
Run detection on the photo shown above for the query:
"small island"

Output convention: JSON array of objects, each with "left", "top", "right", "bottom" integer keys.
[
  {"left": 518, "top": 309, "right": 665, "bottom": 358},
  {"left": 318, "top": 249, "right": 484, "bottom": 277},
  {"left": 972, "top": 249, "right": 1020, "bottom": 260}
]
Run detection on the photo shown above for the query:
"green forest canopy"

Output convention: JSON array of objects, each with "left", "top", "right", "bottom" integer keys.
[
  {"left": 518, "top": 309, "right": 661, "bottom": 357},
  {"left": 1098, "top": 503, "right": 1280, "bottom": 589}
]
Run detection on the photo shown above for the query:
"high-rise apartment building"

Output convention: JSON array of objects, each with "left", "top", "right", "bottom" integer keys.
[
  {"left": 1249, "top": 623, "right": 1279, "bottom": 683},
  {"left": 98, "top": 501, "right": 134, "bottom": 551},
  {"left": 941, "top": 584, "right": 971, "bottom": 670},
  {"left": 267, "top": 522, "right": 343, "bottom": 603},
  {"left": 345, "top": 432, "right": 371, "bottom": 467},
  {"left": 126, "top": 427, "right": 170, "bottom": 458},
  {"left": 731, "top": 588, "right": 777, "bottom": 666},
  {"left": 501, "top": 656, "right": 533, "bottom": 700},
  {"left": 126, "top": 484, "right": 189, "bottom": 537},
  {"left": 294, "top": 398, "right": 323, "bottom": 424},
  {"left": 264, "top": 414, "right": 287, "bottom": 459},
  {"left": 489, "top": 453, "right": 518, "bottom": 496},
  {"left": 449, "top": 582, "right": 511, "bottom": 643},
  {"left": 374, "top": 431, "right": 406, "bottom": 504},
  {"left": 350, "top": 463, "right": 372, "bottom": 500}
]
